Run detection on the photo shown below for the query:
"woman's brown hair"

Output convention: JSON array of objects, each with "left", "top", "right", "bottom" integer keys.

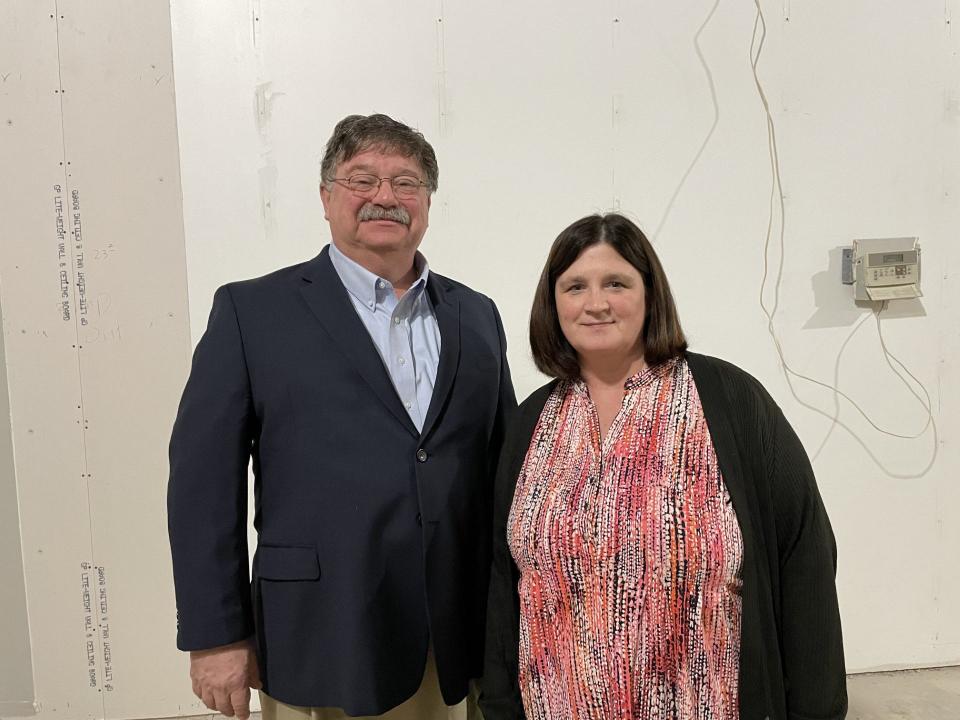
[{"left": 530, "top": 213, "right": 687, "bottom": 379}]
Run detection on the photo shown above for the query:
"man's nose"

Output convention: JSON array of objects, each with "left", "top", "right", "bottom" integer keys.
[{"left": 373, "top": 178, "right": 399, "bottom": 205}]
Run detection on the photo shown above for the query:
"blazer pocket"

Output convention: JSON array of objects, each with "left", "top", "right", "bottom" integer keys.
[{"left": 257, "top": 544, "right": 321, "bottom": 581}]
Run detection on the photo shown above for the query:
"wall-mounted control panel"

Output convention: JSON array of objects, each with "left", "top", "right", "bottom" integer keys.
[{"left": 842, "top": 237, "right": 921, "bottom": 302}]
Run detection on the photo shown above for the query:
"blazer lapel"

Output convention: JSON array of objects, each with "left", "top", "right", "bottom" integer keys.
[
  {"left": 297, "top": 247, "right": 419, "bottom": 438},
  {"left": 420, "top": 274, "right": 461, "bottom": 441}
]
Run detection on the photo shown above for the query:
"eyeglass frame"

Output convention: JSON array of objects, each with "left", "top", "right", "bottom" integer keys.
[{"left": 329, "top": 173, "right": 430, "bottom": 198}]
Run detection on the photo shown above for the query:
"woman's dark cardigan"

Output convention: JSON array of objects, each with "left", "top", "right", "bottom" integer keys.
[{"left": 480, "top": 352, "right": 847, "bottom": 720}]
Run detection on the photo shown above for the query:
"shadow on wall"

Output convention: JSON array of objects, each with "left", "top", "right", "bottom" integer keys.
[{"left": 0, "top": 293, "right": 37, "bottom": 713}]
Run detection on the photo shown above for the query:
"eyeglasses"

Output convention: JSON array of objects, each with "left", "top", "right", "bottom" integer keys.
[{"left": 331, "top": 174, "right": 428, "bottom": 198}]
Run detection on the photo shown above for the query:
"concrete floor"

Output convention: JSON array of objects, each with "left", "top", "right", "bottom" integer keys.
[
  {"left": 181, "top": 665, "right": 960, "bottom": 719},
  {"left": 848, "top": 666, "right": 960, "bottom": 719}
]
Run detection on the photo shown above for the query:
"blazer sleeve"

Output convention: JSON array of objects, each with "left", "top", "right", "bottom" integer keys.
[
  {"left": 488, "top": 298, "right": 518, "bottom": 473},
  {"left": 167, "top": 285, "right": 257, "bottom": 651},
  {"left": 765, "top": 396, "right": 848, "bottom": 719}
]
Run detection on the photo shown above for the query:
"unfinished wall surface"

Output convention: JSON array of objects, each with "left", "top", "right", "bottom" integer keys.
[
  {"left": 0, "top": 1, "right": 192, "bottom": 717},
  {"left": 0, "top": 294, "right": 35, "bottom": 716},
  {"left": 172, "top": 0, "right": 960, "bottom": 675},
  {"left": 0, "top": 1, "right": 957, "bottom": 719}
]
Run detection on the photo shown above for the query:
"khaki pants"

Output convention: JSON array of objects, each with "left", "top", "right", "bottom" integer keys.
[{"left": 259, "top": 653, "right": 482, "bottom": 720}]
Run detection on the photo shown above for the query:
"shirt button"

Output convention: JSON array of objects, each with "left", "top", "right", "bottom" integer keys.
[
  {"left": 393, "top": 317, "right": 401, "bottom": 325},
  {"left": 398, "top": 356, "right": 406, "bottom": 365},
  {"left": 416, "top": 449, "right": 428, "bottom": 463},
  {"left": 377, "top": 280, "right": 385, "bottom": 289}
]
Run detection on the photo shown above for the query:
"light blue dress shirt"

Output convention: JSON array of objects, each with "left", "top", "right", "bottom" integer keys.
[{"left": 328, "top": 242, "right": 441, "bottom": 432}]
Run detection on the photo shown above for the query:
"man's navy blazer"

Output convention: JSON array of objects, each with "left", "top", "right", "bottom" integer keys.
[{"left": 168, "top": 245, "right": 516, "bottom": 714}]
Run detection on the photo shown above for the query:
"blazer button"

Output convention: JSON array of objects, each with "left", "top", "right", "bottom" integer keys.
[
  {"left": 416, "top": 513, "right": 422, "bottom": 526},
  {"left": 416, "top": 448, "right": 428, "bottom": 463}
]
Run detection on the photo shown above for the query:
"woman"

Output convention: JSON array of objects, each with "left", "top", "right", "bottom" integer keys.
[{"left": 480, "top": 214, "right": 846, "bottom": 720}]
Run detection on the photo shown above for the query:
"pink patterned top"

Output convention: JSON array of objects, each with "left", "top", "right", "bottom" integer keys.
[{"left": 507, "top": 357, "right": 743, "bottom": 719}]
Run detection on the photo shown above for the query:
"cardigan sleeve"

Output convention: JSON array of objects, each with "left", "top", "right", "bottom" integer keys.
[
  {"left": 478, "top": 428, "right": 526, "bottom": 719},
  {"left": 765, "top": 396, "right": 848, "bottom": 719},
  {"left": 479, "top": 386, "right": 555, "bottom": 720}
]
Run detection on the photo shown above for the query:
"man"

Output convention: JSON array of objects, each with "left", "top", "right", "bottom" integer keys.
[{"left": 168, "top": 114, "right": 516, "bottom": 720}]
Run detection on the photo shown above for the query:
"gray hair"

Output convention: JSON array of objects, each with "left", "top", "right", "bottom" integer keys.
[{"left": 319, "top": 114, "right": 439, "bottom": 193}]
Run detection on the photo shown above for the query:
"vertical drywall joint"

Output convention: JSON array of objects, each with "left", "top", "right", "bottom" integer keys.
[
  {"left": 611, "top": 0, "right": 621, "bottom": 211},
  {"left": 251, "top": 0, "right": 261, "bottom": 48},
  {"left": 436, "top": 0, "right": 448, "bottom": 137},
  {"left": 251, "top": 0, "right": 279, "bottom": 247},
  {"left": 52, "top": 1, "right": 106, "bottom": 714}
]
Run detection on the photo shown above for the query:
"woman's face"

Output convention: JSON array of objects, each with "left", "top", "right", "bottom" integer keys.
[{"left": 555, "top": 242, "right": 647, "bottom": 367}]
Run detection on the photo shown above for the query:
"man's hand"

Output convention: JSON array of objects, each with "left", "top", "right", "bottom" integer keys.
[{"left": 189, "top": 639, "right": 262, "bottom": 719}]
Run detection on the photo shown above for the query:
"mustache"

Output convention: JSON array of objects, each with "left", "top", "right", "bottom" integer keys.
[{"left": 357, "top": 203, "right": 411, "bottom": 226}]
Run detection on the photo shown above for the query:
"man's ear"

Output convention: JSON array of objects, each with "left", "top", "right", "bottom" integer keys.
[{"left": 320, "top": 185, "right": 331, "bottom": 220}]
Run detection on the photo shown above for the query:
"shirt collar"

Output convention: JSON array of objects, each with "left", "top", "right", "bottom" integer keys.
[
  {"left": 570, "top": 356, "right": 680, "bottom": 396},
  {"left": 328, "top": 242, "right": 431, "bottom": 311},
  {"left": 622, "top": 356, "right": 678, "bottom": 391}
]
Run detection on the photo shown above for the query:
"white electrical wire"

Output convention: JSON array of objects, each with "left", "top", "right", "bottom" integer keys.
[
  {"left": 750, "top": 0, "right": 938, "bottom": 477},
  {"left": 811, "top": 311, "right": 872, "bottom": 461},
  {"left": 651, "top": 0, "right": 722, "bottom": 241}
]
